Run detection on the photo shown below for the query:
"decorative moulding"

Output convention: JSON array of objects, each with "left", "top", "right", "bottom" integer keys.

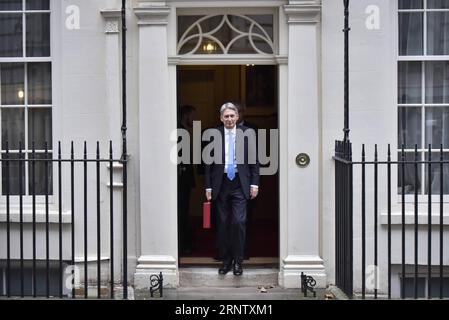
[
  {"left": 284, "top": 2, "right": 321, "bottom": 24},
  {"left": 288, "top": 0, "right": 321, "bottom": 5},
  {"left": 133, "top": 5, "right": 171, "bottom": 25},
  {"left": 101, "top": 9, "right": 121, "bottom": 34}
]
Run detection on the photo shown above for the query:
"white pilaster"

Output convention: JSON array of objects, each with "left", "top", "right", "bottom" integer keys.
[
  {"left": 279, "top": 0, "right": 326, "bottom": 288},
  {"left": 133, "top": 2, "right": 178, "bottom": 289},
  {"left": 101, "top": 9, "right": 122, "bottom": 152},
  {"left": 100, "top": 8, "right": 125, "bottom": 285}
]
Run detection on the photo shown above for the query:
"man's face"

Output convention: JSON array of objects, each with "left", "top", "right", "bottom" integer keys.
[{"left": 220, "top": 108, "right": 239, "bottom": 129}]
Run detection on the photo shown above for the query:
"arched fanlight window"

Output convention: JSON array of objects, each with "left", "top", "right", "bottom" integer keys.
[{"left": 177, "top": 14, "right": 275, "bottom": 55}]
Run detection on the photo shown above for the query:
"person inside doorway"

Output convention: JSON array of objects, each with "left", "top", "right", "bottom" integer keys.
[
  {"left": 205, "top": 102, "right": 260, "bottom": 276},
  {"left": 178, "top": 105, "right": 196, "bottom": 254}
]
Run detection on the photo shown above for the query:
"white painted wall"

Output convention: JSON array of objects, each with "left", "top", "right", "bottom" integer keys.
[
  {"left": 322, "top": 0, "right": 397, "bottom": 294},
  {"left": 57, "top": 0, "right": 135, "bottom": 283},
  {"left": 322, "top": 0, "right": 449, "bottom": 297},
  {"left": 1, "top": 0, "right": 448, "bottom": 296},
  {"left": 0, "top": 0, "right": 139, "bottom": 284}
]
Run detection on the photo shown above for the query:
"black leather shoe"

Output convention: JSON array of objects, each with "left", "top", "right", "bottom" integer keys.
[
  {"left": 218, "top": 261, "right": 232, "bottom": 275},
  {"left": 233, "top": 262, "right": 243, "bottom": 276}
]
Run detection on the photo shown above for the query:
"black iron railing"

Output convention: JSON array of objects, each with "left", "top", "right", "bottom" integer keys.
[
  {"left": 334, "top": 140, "right": 353, "bottom": 298},
  {"left": 334, "top": 141, "right": 449, "bottom": 299},
  {"left": 0, "top": 141, "right": 127, "bottom": 299}
]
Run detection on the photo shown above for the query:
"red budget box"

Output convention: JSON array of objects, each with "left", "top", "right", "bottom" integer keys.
[{"left": 203, "top": 201, "right": 211, "bottom": 229}]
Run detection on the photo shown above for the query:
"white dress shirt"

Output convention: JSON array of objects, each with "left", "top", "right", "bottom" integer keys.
[
  {"left": 224, "top": 127, "right": 237, "bottom": 174},
  {"left": 206, "top": 126, "right": 258, "bottom": 192}
]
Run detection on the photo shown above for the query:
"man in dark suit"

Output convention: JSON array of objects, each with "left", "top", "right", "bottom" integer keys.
[{"left": 205, "top": 102, "right": 260, "bottom": 276}]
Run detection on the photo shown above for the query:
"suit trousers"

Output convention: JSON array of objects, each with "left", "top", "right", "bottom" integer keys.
[{"left": 216, "top": 174, "right": 247, "bottom": 264}]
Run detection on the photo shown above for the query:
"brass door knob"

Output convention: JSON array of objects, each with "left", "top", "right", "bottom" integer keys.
[{"left": 296, "top": 153, "right": 310, "bottom": 168}]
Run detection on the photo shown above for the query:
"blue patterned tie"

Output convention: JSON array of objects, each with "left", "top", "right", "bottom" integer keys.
[{"left": 227, "top": 131, "right": 235, "bottom": 180}]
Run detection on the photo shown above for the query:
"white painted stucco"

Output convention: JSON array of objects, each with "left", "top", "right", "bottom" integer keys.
[{"left": 1, "top": 0, "right": 448, "bottom": 297}]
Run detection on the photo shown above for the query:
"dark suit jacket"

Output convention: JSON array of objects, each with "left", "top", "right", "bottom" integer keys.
[{"left": 204, "top": 124, "right": 260, "bottom": 200}]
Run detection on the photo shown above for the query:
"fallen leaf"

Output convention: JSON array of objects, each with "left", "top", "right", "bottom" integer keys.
[{"left": 325, "top": 293, "right": 335, "bottom": 300}]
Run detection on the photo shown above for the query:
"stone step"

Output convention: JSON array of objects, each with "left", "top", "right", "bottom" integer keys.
[
  {"left": 179, "top": 267, "right": 278, "bottom": 288},
  {"left": 145, "top": 286, "right": 325, "bottom": 300}
]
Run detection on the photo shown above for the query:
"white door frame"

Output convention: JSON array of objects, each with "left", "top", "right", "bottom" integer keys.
[{"left": 133, "top": 0, "right": 326, "bottom": 289}]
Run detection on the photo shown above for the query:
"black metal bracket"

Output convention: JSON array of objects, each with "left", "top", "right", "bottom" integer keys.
[
  {"left": 150, "top": 272, "right": 163, "bottom": 298},
  {"left": 301, "top": 272, "right": 317, "bottom": 298}
]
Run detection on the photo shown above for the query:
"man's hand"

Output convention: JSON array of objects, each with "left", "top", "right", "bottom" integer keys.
[
  {"left": 205, "top": 190, "right": 212, "bottom": 201},
  {"left": 250, "top": 186, "right": 259, "bottom": 199}
]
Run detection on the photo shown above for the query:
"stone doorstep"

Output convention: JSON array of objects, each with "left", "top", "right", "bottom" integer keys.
[
  {"left": 135, "top": 287, "right": 327, "bottom": 300},
  {"left": 0, "top": 286, "right": 332, "bottom": 300},
  {"left": 179, "top": 267, "right": 279, "bottom": 288}
]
